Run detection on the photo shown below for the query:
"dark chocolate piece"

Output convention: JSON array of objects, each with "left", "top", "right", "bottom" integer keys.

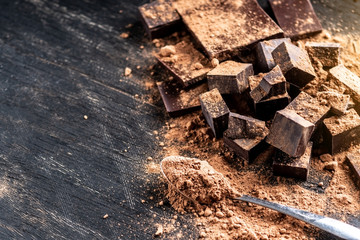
[
  {"left": 305, "top": 42, "right": 341, "bottom": 68},
  {"left": 328, "top": 65, "right": 360, "bottom": 103},
  {"left": 317, "top": 91, "right": 350, "bottom": 116},
  {"left": 255, "top": 38, "right": 291, "bottom": 72},
  {"left": 249, "top": 73, "right": 265, "bottom": 92},
  {"left": 157, "top": 79, "right": 208, "bottom": 117},
  {"left": 266, "top": 109, "right": 315, "bottom": 157},
  {"left": 223, "top": 137, "right": 267, "bottom": 163},
  {"left": 250, "top": 65, "right": 287, "bottom": 103},
  {"left": 174, "top": 0, "right": 283, "bottom": 60},
  {"left": 223, "top": 113, "right": 268, "bottom": 162},
  {"left": 345, "top": 153, "right": 360, "bottom": 188},
  {"left": 269, "top": 0, "right": 322, "bottom": 39},
  {"left": 207, "top": 61, "right": 254, "bottom": 94},
  {"left": 273, "top": 142, "right": 313, "bottom": 181},
  {"left": 225, "top": 112, "right": 268, "bottom": 139},
  {"left": 272, "top": 41, "right": 316, "bottom": 88},
  {"left": 286, "top": 92, "right": 330, "bottom": 128},
  {"left": 287, "top": 82, "right": 301, "bottom": 100},
  {"left": 138, "top": 0, "right": 182, "bottom": 39},
  {"left": 199, "top": 88, "right": 230, "bottom": 138},
  {"left": 155, "top": 36, "right": 213, "bottom": 87},
  {"left": 254, "top": 93, "right": 291, "bottom": 121},
  {"left": 222, "top": 91, "right": 254, "bottom": 116},
  {"left": 323, "top": 109, "right": 360, "bottom": 154}
]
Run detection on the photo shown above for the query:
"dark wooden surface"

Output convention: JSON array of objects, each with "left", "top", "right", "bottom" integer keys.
[
  {"left": 0, "top": 0, "right": 198, "bottom": 239},
  {"left": 0, "top": 0, "right": 359, "bottom": 239}
]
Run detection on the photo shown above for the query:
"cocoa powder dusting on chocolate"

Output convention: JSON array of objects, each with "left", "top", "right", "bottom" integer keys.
[{"left": 144, "top": 19, "right": 360, "bottom": 240}]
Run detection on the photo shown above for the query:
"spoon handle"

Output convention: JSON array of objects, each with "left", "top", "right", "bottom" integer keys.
[{"left": 236, "top": 195, "right": 360, "bottom": 240}]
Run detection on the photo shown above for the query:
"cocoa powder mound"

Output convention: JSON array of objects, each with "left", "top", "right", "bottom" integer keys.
[{"left": 161, "top": 156, "right": 238, "bottom": 214}]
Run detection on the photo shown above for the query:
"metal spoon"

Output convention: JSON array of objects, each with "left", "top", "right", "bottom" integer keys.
[{"left": 236, "top": 195, "right": 360, "bottom": 240}]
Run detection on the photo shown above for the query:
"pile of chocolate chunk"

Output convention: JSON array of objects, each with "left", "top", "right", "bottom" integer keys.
[{"left": 138, "top": 0, "right": 360, "bottom": 181}]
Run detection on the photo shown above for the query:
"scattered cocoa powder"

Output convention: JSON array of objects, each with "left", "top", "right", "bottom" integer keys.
[{"left": 142, "top": 13, "right": 360, "bottom": 240}]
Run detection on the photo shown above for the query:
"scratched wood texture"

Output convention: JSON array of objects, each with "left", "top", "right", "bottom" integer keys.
[
  {"left": 0, "top": 0, "right": 198, "bottom": 239},
  {"left": 0, "top": 0, "right": 359, "bottom": 239}
]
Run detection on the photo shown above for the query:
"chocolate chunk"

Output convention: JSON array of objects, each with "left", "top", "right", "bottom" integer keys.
[
  {"left": 286, "top": 92, "right": 330, "bottom": 128},
  {"left": 157, "top": 79, "right": 208, "bottom": 117},
  {"left": 222, "top": 91, "right": 254, "bottom": 116},
  {"left": 224, "top": 113, "right": 269, "bottom": 162},
  {"left": 266, "top": 109, "right": 315, "bottom": 157},
  {"left": 200, "top": 88, "right": 230, "bottom": 138},
  {"left": 225, "top": 112, "right": 269, "bottom": 139},
  {"left": 317, "top": 91, "right": 350, "bottom": 116},
  {"left": 249, "top": 73, "right": 265, "bottom": 92},
  {"left": 255, "top": 38, "right": 291, "bottom": 72},
  {"left": 328, "top": 65, "right": 360, "bottom": 103},
  {"left": 138, "top": 0, "right": 182, "bottom": 39},
  {"left": 287, "top": 82, "right": 301, "bottom": 100},
  {"left": 254, "top": 93, "right": 291, "bottom": 121},
  {"left": 345, "top": 153, "right": 360, "bottom": 188},
  {"left": 268, "top": 0, "right": 322, "bottom": 39},
  {"left": 223, "top": 137, "right": 267, "bottom": 163},
  {"left": 174, "top": 0, "right": 283, "bottom": 60},
  {"left": 305, "top": 42, "right": 341, "bottom": 68},
  {"left": 323, "top": 109, "right": 360, "bottom": 154},
  {"left": 207, "top": 61, "right": 254, "bottom": 95},
  {"left": 155, "top": 36, "right": 213, "bottom": 87},
  {"left": 273, "top": 142, "right": 313, "bottom": 181},
  {"left": 250, "top": 65, "right": 287, "bottom": 103},
  {"left": 272, "top": 42, "right": 316, "bottom": 88}
]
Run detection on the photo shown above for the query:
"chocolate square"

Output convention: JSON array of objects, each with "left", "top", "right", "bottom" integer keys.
[
  {"left": 286, "top": 91, "right": 330, "bottom": 128},
  {"left": 138, "top": 0, "right": 183, "bottom": 39},
  {"left": 157, "top": 80, "right": 208, "bottom": 117},
  {"left": 199, "top": 88, "right": 230, "bottom": 138},
  {"left": 155, "top": 36, "right": 213, "bottom": 87},
  {"left": 174, "top": 0, "right": 283, "bottom": 60},
  {"left": 269, "top": 0, "right": 322, "bottom": 39},
  {"left": 255, "top": 38, "right": 291, "bottom": 72},
  {"left": 273, "top": 142, "right": 313, "bottom": 181},
  {"left": 323, "top": 109, "right": 360, "bottom": 154},
  {"left": 266, "top": 109, "right": 315, "bottom": 157},
  {"left": 305, "top": 42, "right": 341, "bottom": 68},
  {"left": 207, "top": 61, "right": 254, "bottom": 94},
  {"left": 272, "top": 41, "right": 316, "bottom": 88}
]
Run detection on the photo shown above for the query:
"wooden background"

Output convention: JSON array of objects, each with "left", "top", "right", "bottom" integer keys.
[{"left": 0, "top": 0, "right": 359, "bottom": 239}]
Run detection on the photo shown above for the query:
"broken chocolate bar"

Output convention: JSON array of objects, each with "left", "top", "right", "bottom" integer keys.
[
  {"left": 223, "top": 113, "right": 268, "bottom": 162},
  {"left": 207, "top": 61, "right": 254, "bottom": 95},
  {"left": 286, "top": 92, "right": 330, "bottom": 128},
  {"left": 255, "top": 38, "right": 291, "bottom": 72},
  {"left": 174, "top": 0, "right": 283, "bottom": 60},
  {"left": 305, "top": 42, "right": 341, "bottom": 68},
  {"left": 199, "top": 88, "right": 230, "bottom": 138},
  {"left": 250, "top": 65, "right": 287, "bottom": 103},
  {"left": 254, "top": 93, "right": 291, "bottom": 121},
  {"left": 317, "top": 91, "right": 350, "bottom": 116},
  {"left": 272, "top": 41, "right": 316, "bottom": 88},
  {"left": 268, "top": 0, "right": 322, "bottom": 39},
  {"left": 273, "top": 142, "right": 313, "bottom": 181},
  {"left": 157, "top": 79, "right": 208, "bottom": 117},
  {"left": 138, "top": 0, "right": 183, "bottom": 39},
  {"left": 155, "top": 36, "right": 213, "bottom": 87},
  {"left": 323, "top": 108, "right": 360, "bottom": 154},
  {"left": 345, "top": 153, "right": 360, "bottom": 188},
  {"left": 328, "top": 65, "right": 360, "bottom": 103},
  {"left": 266, "top": 109, "right": 315, "bottom": 157}
]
